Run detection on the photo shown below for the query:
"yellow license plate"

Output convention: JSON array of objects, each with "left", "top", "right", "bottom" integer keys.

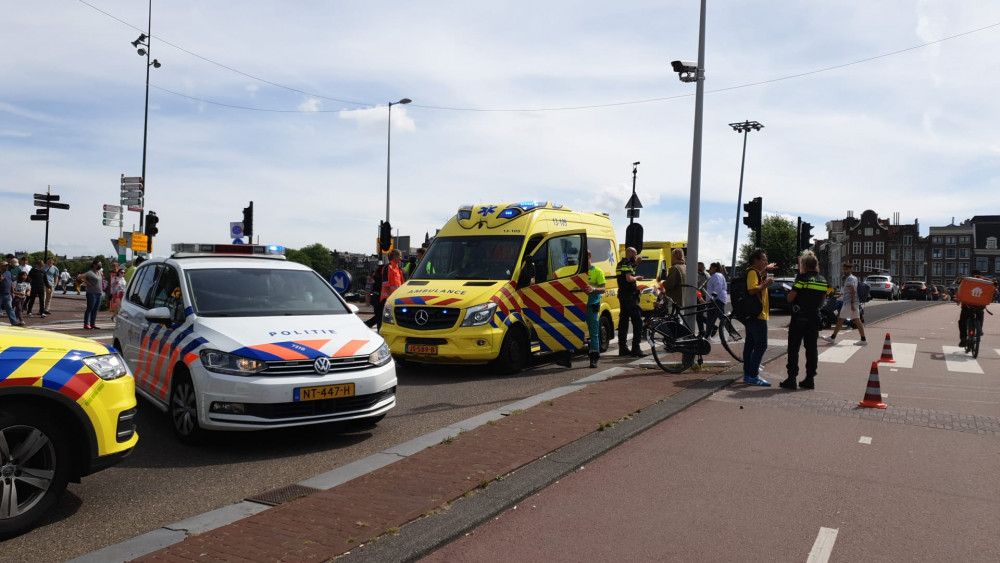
[
  {"left": 295, "top": 383, "right": 355, "bottom": 402},
  {"left": 406, "top": 344, "right": 438, "bottom": 355}
]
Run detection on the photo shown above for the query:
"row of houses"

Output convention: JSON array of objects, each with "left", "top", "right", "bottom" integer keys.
[{"left": 816, "top": 210, "right": 1000, "bottom": 286}]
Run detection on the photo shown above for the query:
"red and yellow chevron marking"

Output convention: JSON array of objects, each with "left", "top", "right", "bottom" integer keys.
[{"left": 62, "top": 369, "right": 100, "bottom": 402}]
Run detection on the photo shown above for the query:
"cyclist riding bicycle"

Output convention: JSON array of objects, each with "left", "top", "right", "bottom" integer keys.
[{"left": 957, "top": 270, "right": 989, "bottom": 347}]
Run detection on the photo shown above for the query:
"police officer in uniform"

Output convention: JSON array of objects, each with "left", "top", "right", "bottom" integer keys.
[
  {"left": 615, "top": 247, "right": 646, "bottom": 357},
  {"left": 780, "top": 253, "right": 828, "bottom": 390}
]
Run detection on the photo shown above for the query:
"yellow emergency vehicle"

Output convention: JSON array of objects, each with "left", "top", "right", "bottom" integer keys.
[
  {"left": 0, "top": 326, "right": 138, "bottom": 538},
  {"left": 634, "top": 241, "right": 686, "bottom": 313},
  {"left": 379, "top": 202, "right": 620, "bottom": 373}
]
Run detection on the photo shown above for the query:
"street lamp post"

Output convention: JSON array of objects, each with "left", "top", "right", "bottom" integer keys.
[
  {"left": 728, "top": 120, "right": 763, "bottom": 278},
  {"left": 131, "top": 0, "right": 160, "bottom": 234},
  {"left": 383, "top": 98, "right": 410, "bottom": 263}
]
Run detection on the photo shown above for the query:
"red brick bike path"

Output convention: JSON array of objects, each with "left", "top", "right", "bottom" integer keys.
[{"left": 135, "top": 367, "right": 718, "bottom": 562}]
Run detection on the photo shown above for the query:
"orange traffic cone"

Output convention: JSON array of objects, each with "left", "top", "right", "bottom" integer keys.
[
  {"left": 859, "top": 361, "right": 887, "bottom": 409},
  {"left": 878, "top": 332, "right": 895, "bottom": 363}
]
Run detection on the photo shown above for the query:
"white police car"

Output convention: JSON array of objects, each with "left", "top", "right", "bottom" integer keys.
[{"left": 113, "top": 243, "right": 396, "bottom": 443}]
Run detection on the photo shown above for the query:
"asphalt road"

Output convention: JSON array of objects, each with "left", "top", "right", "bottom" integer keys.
[{"left": 2, "top": 296, "right": 939, "bottom": 562}]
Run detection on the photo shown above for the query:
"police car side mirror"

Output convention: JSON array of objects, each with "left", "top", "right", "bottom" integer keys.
[{"left": 145, "top": 306, "right": 173, "bottom": 325}]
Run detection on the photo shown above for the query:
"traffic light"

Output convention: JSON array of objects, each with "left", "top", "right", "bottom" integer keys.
[
  {"left": 742, "top": 197, "right": 762, "bottom": 245},
  {"left": 799, "top": 221, "right": 813, "bottom": 252},
  {"left": 145, "top": 211, "right": 159, "bottom": 237},
  {"left": 379, "top": 221, "right": 393, "bottom": 252},
  {"left": 242, "top": 201, "right": 254, "bottom": 238}
]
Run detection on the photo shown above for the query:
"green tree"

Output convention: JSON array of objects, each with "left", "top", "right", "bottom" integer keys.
[
  {"left": 284, "top": 248, "right": 311, "bottom": 269},
  {"left": 298, "top": 243, "right": 335, "bottom": 280},
  {"left": 738, "top": 215, "right": 798, "bottom": 276}
]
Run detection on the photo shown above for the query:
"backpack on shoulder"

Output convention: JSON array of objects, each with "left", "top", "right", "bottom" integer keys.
[
  {"left": 857, "top": 281, "right": 872, "bottom": 303},
  {"left": 731, "top": 270, "right": 764, "bottom": 322}
]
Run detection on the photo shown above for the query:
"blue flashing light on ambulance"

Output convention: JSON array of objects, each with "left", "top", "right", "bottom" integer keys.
[{"left": 379, "top": 202, "right": 621, "bottom": 374}]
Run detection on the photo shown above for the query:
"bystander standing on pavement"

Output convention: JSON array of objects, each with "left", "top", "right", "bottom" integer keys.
[
  {"left": 694, "top": 260, "right": 710, "bottom": 336},
  {"left": 25, "top": 259, "right": 50, "bottom": 318},
  {"left": 822, "top": 263, "right": 868, "bottom": 345},
  {"left": 615, "top": 247, "right": 645, "bottom": 357},
  {"left": 82, "top": 258, "right": 104, "bottom": 330},
  {"left": 378, "top": 249, "right": 405, "bottom": 332},
  {"left": 7, "top": 257, "right": 22, "bottom": 281},
  {"left": 661, "top": 247, "right": 687, "bottom": 308},
  {"left": 743, "top": 248, "right": 776, "bottom": 386},
  {"left": 704, "top": 262, "right": 728, "bottom": 340},
  {"left": 110, "top": 267, "right": 127, "bottom": 320},
  {"left": 1, "top": 262, "right": 19, "bottom": 326},
  {"left": 583, "top": 250, "right": 606, "bottom": 368},
  {"left": 43, "top": 256, "right": 58, "bottom": 314},
  {"left": 780, "top": 253, "right": 828, "bottom": 390},
  {"left": 365, "top": 266, "right": 383, "bottom": 329},
  {"left": 12, "top": 271, "right": 30, "bottom": 325}
]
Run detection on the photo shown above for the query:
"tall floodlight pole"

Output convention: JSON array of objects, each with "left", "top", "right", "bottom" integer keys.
[
  {"left": 382, "top": 97, "right": 411, "bottom": 263},
  {"left": 681, "top": 0, "right": 708, "bottom": 309},
  {"left": 729, "top": 120, "right": 764, "bottom": 279},
  {"left": 131, "top": 0, "right": 160, "bottom": 234}
]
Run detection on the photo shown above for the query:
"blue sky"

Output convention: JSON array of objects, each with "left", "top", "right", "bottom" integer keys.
[{"left": 3, "top": 1, "right": 999, "bottom": 265}]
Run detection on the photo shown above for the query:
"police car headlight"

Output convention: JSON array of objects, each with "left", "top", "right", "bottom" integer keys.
[
  {"left": 200, "top": 350, "right": 267, "bottom": 375},
  {"left": 461, "top": 302, "right": 497, "bottom": 327},
  {"left": 382, "top": 304, "right": 395, "bottom": 325},
  {"left": 82, "top": 353, "right": 129, "bottom": 381},
  {"left": 369, "top": 342, "right": 392, "bottom": 367}
]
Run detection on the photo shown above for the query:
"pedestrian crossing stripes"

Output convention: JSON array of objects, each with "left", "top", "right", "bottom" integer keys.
[{"left": 818, "top": 339, "right": 991, "bottom": 373}]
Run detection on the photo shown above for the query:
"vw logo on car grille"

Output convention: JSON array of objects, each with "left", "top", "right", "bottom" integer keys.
[
  {"left": 415, "top": 310, "right": 430, "bottom": 326},
  {"left": 313, "top": 356, "right": 331, "bottom": 374}
]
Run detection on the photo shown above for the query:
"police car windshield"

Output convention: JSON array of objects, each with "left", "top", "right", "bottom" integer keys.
[
  {"left": 411, "top": 235, "right": 525, "bottom": 281},
  {"left": 185, "top": 268, "right": 349, "bottom": 316}
]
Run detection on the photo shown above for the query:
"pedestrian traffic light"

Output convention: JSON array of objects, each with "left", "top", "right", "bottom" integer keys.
[
  {"left": 742, "top": 197, "right": 762, "bottom": 245},
  {"left": 145, "top": 211, "right": 159, "bottom": 237},
  {"left": 799, "top": 221, "right": 813, "bottom": 252},
  {"left": 379, "top": 221, "right": 393, "bottom": 252},
  {"left": 242, "top": 201, "right": 254, "bottom": 238}
]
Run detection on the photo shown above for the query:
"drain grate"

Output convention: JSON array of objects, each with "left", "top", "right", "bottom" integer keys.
[{"left": 246, "top": 484, "right": 321, "bottom": 506}]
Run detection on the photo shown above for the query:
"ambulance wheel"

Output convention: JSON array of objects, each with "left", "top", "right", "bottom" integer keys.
[
  {"left": 599, "top": 314, "right": 613, "bottom": 353},
  {"left": 493, "top": 328, "right": 528, "bottom": 375},
  {"left": 0, "top": 406, "right": 72, "bottom": 539},
  {"left": 169, "top": 369, "right": 206, "bottom": 445}
]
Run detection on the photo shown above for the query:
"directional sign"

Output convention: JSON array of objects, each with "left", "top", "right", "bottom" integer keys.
[
  {"left": 104, "top": 204, "right": 122, "bottom": 212},
  {"left": 103, "top": 211, "right": 122, "bottom": 219},
  {"left": 121, "top": 198, "right": 143, "bottom": 205},
  {"left": 121, "top": 183, "right": 144, "bottom": 192},
  {"left": 127, "top": 205, "right": 144, "bottom": 212},
  {"left": 122, "top": 176, "right": 143, "bottom": 184},
  {"left": 103, "top": 219, "right": 123, "bottom": 227},
  {"left": 329, "top": 270, "right": 353, "bottom": 295},
  {"left": 232, "top": 238, "right": 244, "bottom": 244},
  {"left": 131, "top": 232, "right": 149, "bottom": 252}
]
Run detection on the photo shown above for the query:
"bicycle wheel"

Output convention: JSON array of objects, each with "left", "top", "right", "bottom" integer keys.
[
  {"left": 972, "top": 320, "right": 981, "bottom": 359},
  {"left": 648, "top": 319, "right": 694, "bottom": 373},
  {"left": 719, "top": 315, "right": 746, "bottom": 363}
]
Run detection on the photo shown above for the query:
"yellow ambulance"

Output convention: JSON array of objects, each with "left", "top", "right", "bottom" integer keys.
[
  {"left": 634, "top": 241, "right": 686, "bottom": 313},
  {"left": 379, "top": 202, "right": 620, "bottom": 373}
]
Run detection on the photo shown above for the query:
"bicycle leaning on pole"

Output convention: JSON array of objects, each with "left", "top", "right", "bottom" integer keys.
[{"left": 643, "top": 284, "right": 746, "bottom": 373}]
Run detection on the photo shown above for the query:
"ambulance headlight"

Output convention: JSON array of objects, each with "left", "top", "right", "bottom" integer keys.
[
  {"left": 369, "top": 342, "right": 392, "bottom": 367},
  {"left": 382, "top": 303, "right": 395, "bottom": 325},
  {"left": 82, "top": 353, "right": 129, "bottom": 381},
  {"left": 461, "top": 302, "right": 497, "bottom": 327},
  {"left": 200, "top": 350, "right": 267, "bottom": 375}
]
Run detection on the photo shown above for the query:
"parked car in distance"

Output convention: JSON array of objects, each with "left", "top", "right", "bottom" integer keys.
[
  {"left": 767, "top": 277, "right": 798, "bottom": 311},
  {"left": 900, "top": 280, "right": 931, "bottom": 300},
  {"left": 863, "top": 275, "right": 900, "bottom": 300},
  {"left": 934, "top": 285, "right": 950, "bottom": 301}
]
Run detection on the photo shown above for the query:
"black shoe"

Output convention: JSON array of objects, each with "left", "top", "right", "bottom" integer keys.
[
  {"left": 589, "top": 352, "right": 599, "bottom": 368},
  {"left": 632, "top": 349, "right": 647, "bottom": 358},
  {"left": 779, "top": 378, "right": 797, "bottom": 390},
  {"left": 799, "top": 377, "right": 815, "bottom": 390},
  {"left": 618, "top": 347, "right": 632, "bottom": 357}
]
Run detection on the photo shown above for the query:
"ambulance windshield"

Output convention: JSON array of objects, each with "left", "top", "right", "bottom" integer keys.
[
  {"left": 635, "top": 260, "right": 661, "bottom": 280},
  {"left": 412, "top": 235, "right": 525, "bottom": 281}
]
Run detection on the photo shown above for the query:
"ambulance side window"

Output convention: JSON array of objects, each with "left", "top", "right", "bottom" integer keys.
[
  {"left": 128, "top": 265, "right": 158, "bottom": 309},
  {"left": 548, "top": 234, "right": 585, "bottom": 279}
]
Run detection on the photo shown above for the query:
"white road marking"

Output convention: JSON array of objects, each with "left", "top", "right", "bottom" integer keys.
[
  {"left": 859, "top": 436, "right": 872, "bottom": 444},
  {"left": 942, "top": 346, "right": 984, "bottom": 374},
  {"left": 880, "top": 342, "right": 917, "bottom": 368},
  {"left": 807, "top": 527, "right": 839, "bottom": 563},
  {"left": 818, "top": 340, "right": 865, "bottom": 363}
]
